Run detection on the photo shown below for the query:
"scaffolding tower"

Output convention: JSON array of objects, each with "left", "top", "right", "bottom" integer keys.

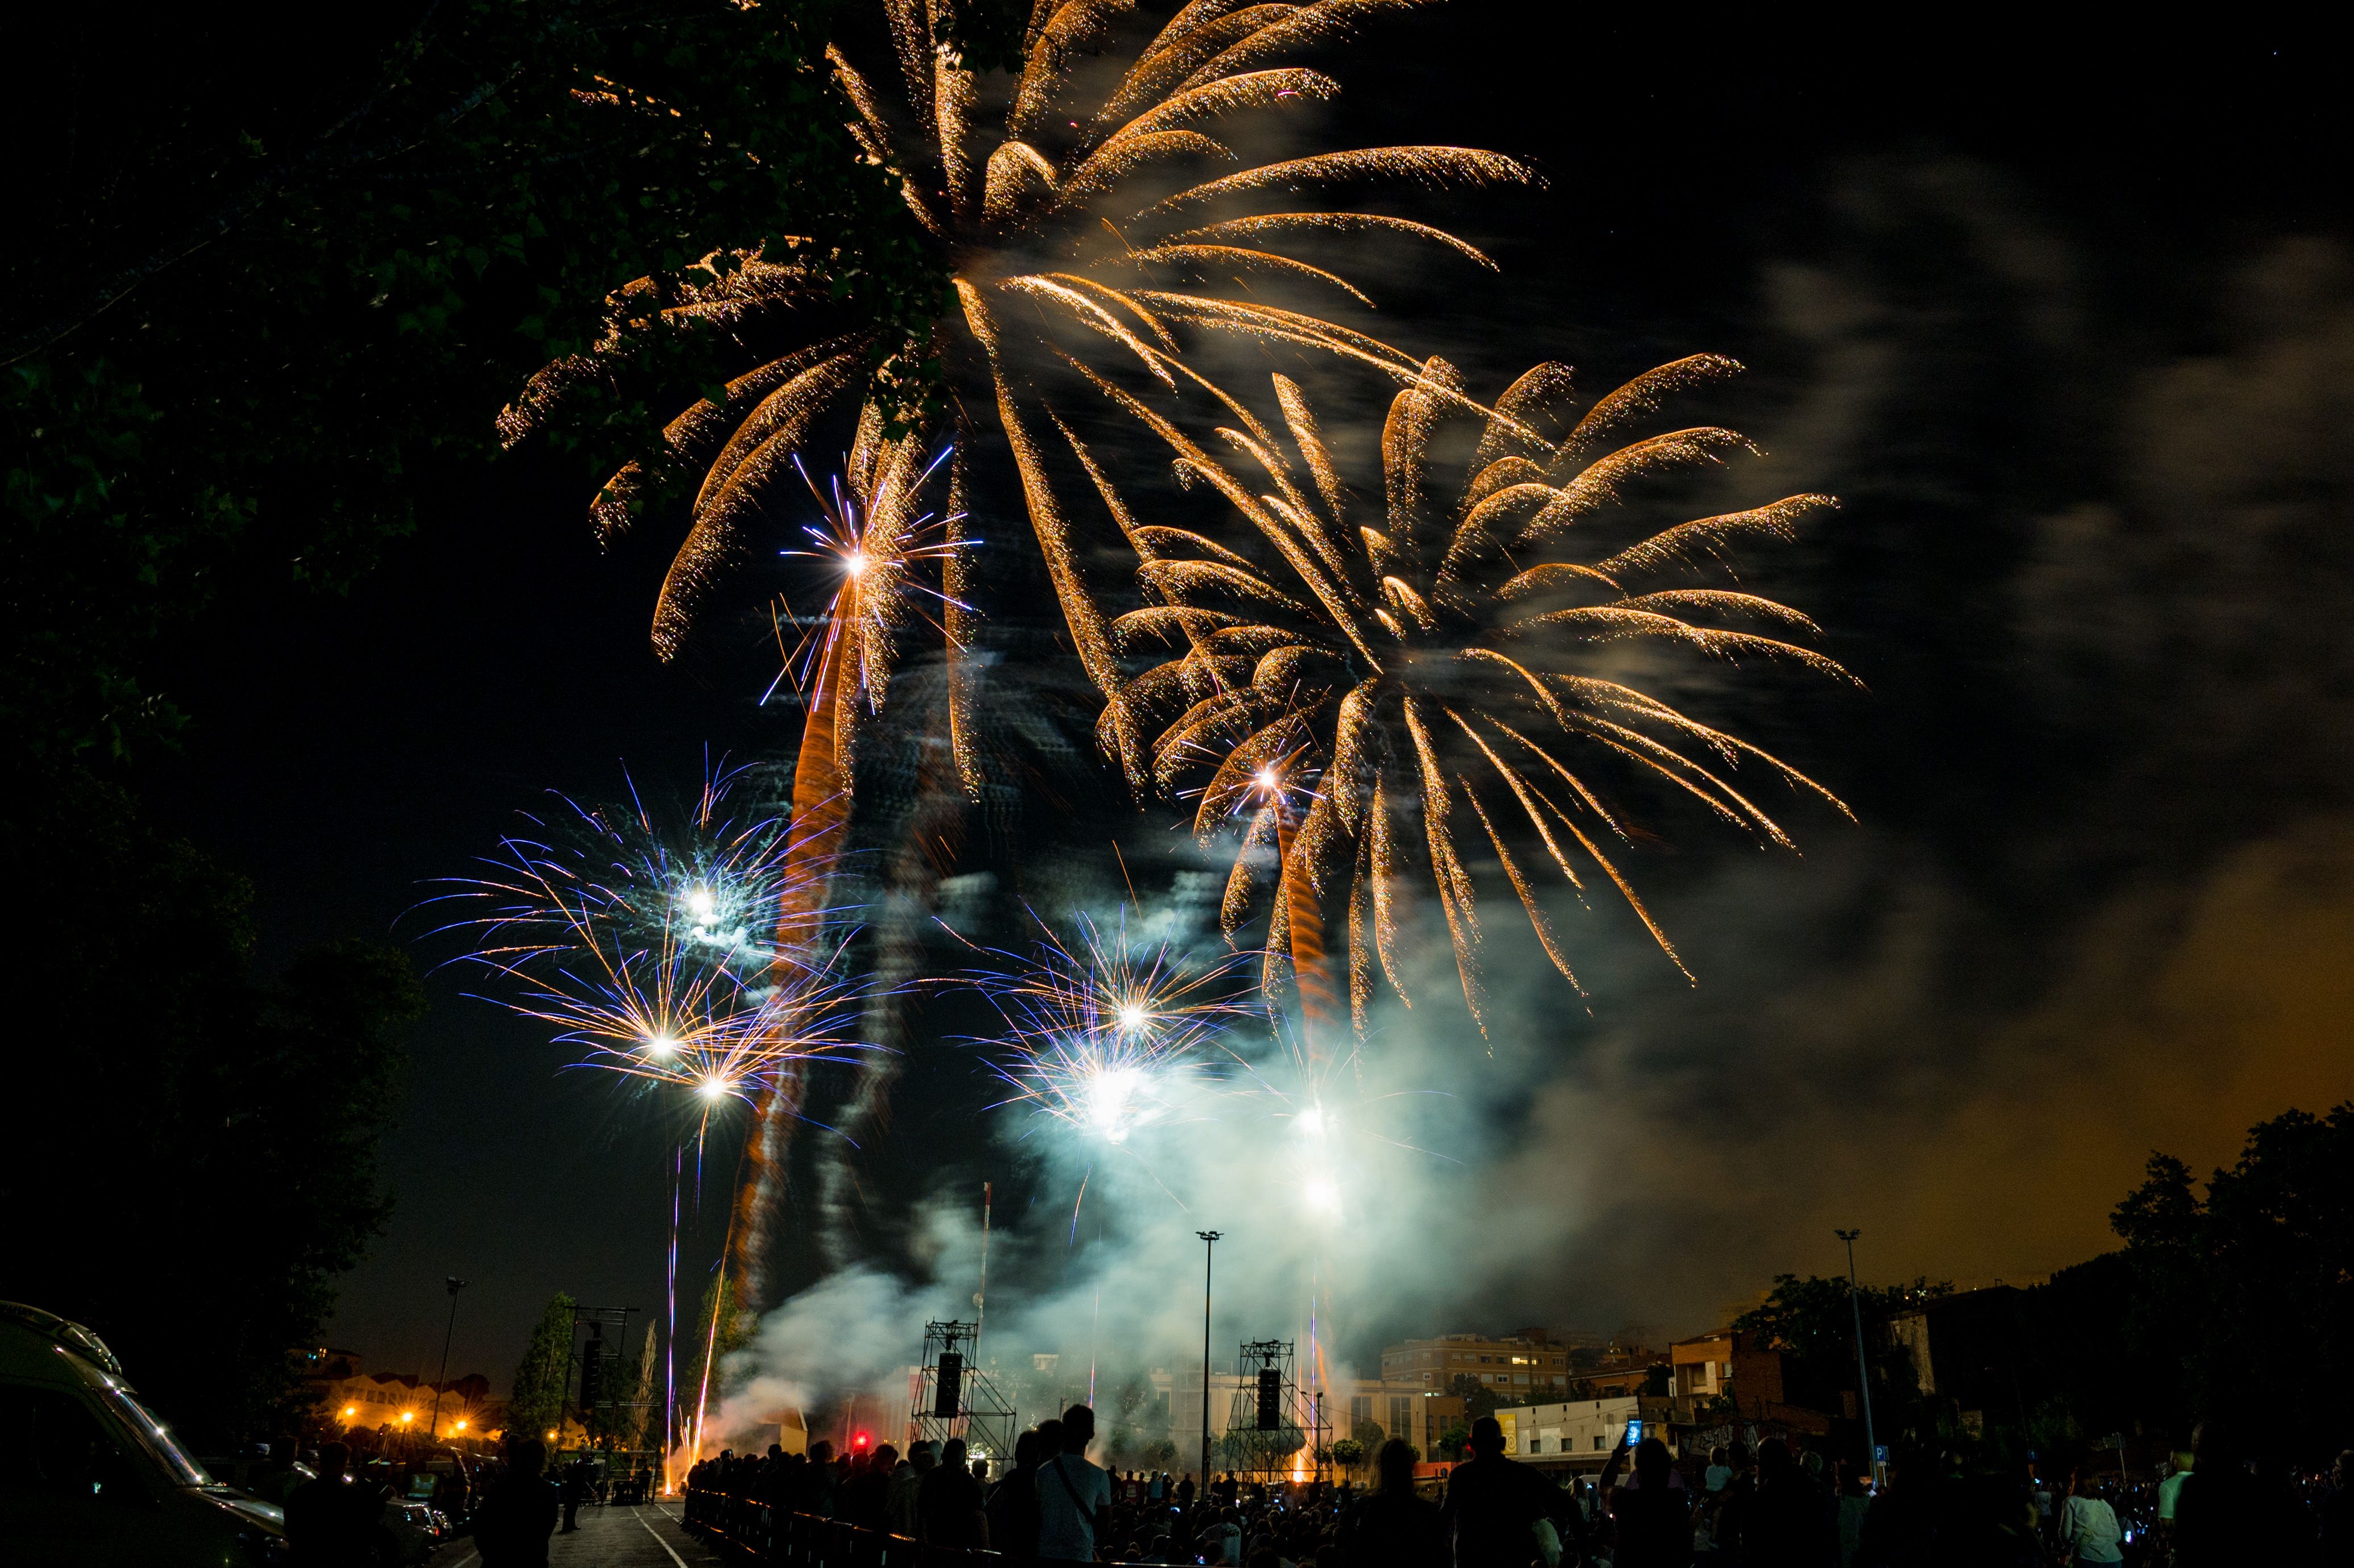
[
  {"left": 908, "top": 1321, "right": 1018, "bottom": 1464},
  {"left": 1220, "top": 1340, "right": 1326, "bottom": 1480}
]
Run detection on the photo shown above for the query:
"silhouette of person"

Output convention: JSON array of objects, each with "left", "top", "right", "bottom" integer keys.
[
  {"left": 988, "top": 1427, "right": 1049, "bottom": 1556},
  {"left": 284, "top": 1442, "right": 385, "bottom": 1567},
  {"left": 1037, "top": 1405, "right": 1112, "bottom": 1564},
  {"left": 921, "top": 1435, "right": 989, "bottom": 1546},
  {"left": 1339, "top": 1437, "right": 1445, "bottom": 1568},
  {"left": 1439, "top": 1416, "right": 1566, "bottom": 1568},
  {"left": 475, "top": 1437, "right": 562, "bottom": 1567},
  {"left": 1602, "top": 1434, "right": 1693, "bottom": 1568}
]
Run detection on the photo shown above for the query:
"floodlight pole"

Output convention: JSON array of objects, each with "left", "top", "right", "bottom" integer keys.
[
  {"left": 1196, "top": 1230, "right": 1222, "bottom": 1490},
  {"left": 427, "top": 1278, "right": 468, "bottom": 1442},
  {"left": 1835, "top": 1230, "right": 1879, "bottom": 1486}
]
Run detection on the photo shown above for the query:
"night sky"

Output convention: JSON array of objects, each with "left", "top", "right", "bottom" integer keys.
[{"left": 140, "top": 14, "right": 2351, "bottom": 1395}]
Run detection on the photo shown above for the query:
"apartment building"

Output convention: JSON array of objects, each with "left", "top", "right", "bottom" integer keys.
[
  {"left": 1670, "top": 1330, "right": 1735, "bottom": 1400},
  {"left": 1377, "top": 1333, "right": 1574, "bottom": 1396}
]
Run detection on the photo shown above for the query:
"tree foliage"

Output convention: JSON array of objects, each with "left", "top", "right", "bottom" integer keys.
[
  {"left": 1733, "top": 1271, "right": 1950, "bottom": 1409},
  {"left": 623, "top": 1321, "right": 663, "bottom": 1451},
  {"left": 0, "top": 769, "right": 422, "bottom": 1446},
  {"left": 508, "top": 1292, "right": 580, "bottom": 1442},
  {"left": 1105, "top": 1376, "right": 1162, "bottom": 1465},
  {"left": 6, "top": 0, "right": 950, "bottom": 766},
  {"left": 2108, "top": 1104, "right": 2354, "bottom": 1457},
  {"left": 681, "top": 1270, "right": 755, "bottom": 1409},
  {"left": 2, "top": 0, "right": 959, "bottom": 1448},
  {"left": 1446, "top": 1373, "right": 1504, "bottom": 1421}
]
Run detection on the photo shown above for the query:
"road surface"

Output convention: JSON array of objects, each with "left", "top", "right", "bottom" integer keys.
[{"left": 429, "top": 1500, "right": 728, "bottom": 1568}]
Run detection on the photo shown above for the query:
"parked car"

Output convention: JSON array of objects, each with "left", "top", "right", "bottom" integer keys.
[
  {"left": 380, "top": 1496, "right": 440, "bottom": 1563},
  {"left": 0, "top": 1301, "right": 286, "bottom": 1565}
]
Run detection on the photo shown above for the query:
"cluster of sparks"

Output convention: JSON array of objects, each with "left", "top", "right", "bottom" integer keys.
[
  {"left": 463, "top": 2, "right": 1859, "bottom": 1426},
  {"left": 499, "top": 0, "right": 1533, "bottom": 801},
  {"left": 960, "top": 914, "right": 1259, "bottom": 1147},
  {"left": 496, "top": 1, "right": 1847, "bottom": 1043},
  {"left": 769, "top": 418, "right": 972, "bottom": 741},
  {"left": 1100, "top": 357, "right": 1854, "bottom": 1030},
  {"left": 434, "top": 770, "right": 871, "bottom": 1120}
]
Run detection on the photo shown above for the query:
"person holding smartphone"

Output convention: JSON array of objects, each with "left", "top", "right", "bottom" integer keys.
[
  {"left": 1599, "top": 1430, "right": 1691, "bottom": 1568},
  {"left": 2057, "top": 1469, "right": 2124, "bottom": 1568}
]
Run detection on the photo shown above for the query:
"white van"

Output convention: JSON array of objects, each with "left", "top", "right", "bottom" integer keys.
[{"left": 0, "top": 1301, "right": 287, "bottom": 1565}]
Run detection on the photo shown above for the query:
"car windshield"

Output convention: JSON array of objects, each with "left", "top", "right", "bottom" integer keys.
[{"left": 98, "top": 1382, "right": 213, "bottom": 1487}]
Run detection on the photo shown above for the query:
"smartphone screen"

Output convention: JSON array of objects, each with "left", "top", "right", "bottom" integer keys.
[{"left": 1625, "top": 1418, "right": 1642, "bottom": 1447}]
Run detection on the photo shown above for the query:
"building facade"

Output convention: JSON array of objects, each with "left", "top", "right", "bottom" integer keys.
[
  {"left": 1670, "top": 1332, "right": 1734, "bottom": 1400},
  {"left": 1495, "top": 1397, "right": 1641, "bottom": 1465},
  {"left": 315, "top": 1369, "right": 498, "bottom": 1440},
  {"left": 1377, "top": 1333, "right": 1574, "bottom": 1397}
]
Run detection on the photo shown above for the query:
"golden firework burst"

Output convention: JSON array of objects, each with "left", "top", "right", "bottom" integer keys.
[
  {"left": 1093, "top": 354, "right": 1855, "bottom": 1032},
  {"left": 499, "top": 0, "right": 1532, "bottom": 797}
]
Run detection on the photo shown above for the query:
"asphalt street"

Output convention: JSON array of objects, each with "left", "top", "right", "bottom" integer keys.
[{"left": 429, "top": 1500, "right": 727, "bottom": 1568}]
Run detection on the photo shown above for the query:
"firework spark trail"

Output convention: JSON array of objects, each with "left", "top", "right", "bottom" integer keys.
[
  {"left": 733, "top": 432, "right": 972, "bottom": 1305},
  {"left": 431, "top": 768, "right": 875, "bottom": 1121},
  {"left": 497, "top": 0, "right": 1534, "bottom": 785},
  {"left": 496, "top": 0, "right": 1536, "bottom": 1323},
  {"left": 1107, "top": 359, "right": 1854, "bottom": 1032},
  {"left": 665, "top": 1143, "right": 680, "bottom": 1493},
  {"left": 435, "top": 768, "right": 888, "bottom": 1473},
  {"left": 953, "top": 910, "right": 1263, "bottom": 1150},
  {"left": 435, "top": 766, "right": 883, "bottom": 1381}
]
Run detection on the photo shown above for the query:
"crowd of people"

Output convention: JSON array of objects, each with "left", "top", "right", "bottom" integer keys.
[
  {"left": 252, "top": 1430, "right": 668, "bottom": 1565},
  {"left": 686, "top": 1407, "right": 2354, "bottom": 1567}
]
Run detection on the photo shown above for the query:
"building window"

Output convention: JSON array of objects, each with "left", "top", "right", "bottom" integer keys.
[
  {"left": 1594, "top": 1436, "right": 1606, "bottom": 1450},
  {"left": 1352, "top": 1396, "right": 1373, "bottom": 1423}
]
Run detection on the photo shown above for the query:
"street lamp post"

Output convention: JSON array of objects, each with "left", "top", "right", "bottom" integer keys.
[
  {"left": 1196, "top": 1230, "right": 1222, "bottom": 1491},
  {"left": 427, "top": 1277, "right": 469, "bottom": 1443},
  {"left": 1834, "top": 1230, "right": 1878, "bottom": 1486}
]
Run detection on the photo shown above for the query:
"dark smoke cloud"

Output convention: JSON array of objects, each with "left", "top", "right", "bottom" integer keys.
[{"left": 718, "top": 167, "right": 2354, "bottom": 1434}]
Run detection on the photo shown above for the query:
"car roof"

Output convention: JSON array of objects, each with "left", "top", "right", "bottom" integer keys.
[{"left": 0, "top": 1301, "right": 124, "bottom": 1384}]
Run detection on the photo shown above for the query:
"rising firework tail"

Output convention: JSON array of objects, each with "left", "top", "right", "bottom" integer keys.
[
  {"left": 1104, "top": 358, "right": 1854, "bottom": 1032},
  {"left": 738, "top": 435, "right": 993, "bottom": 1295},
  {"left": 474, "top": 7, "right": 1858, "bottom": 1424},
  {"left": 496, "top": 0, "right": 1537, "bottom": 1307}
]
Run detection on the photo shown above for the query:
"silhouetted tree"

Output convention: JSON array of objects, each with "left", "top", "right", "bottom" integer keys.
[
  {"left": 2110, "top": 1104, "right": 2354, "bottom": 1458},
  {"left": 509, "top": 1293, "right": 579, "bottom": 1444},
  {"left": 0, "top": 771, "right": 422, "bottom": 1446},
  {"left": 1733, "top": 1272, "right": 1949, "bottom": 1413},
  {"left": 1446, "top": 1373, "right": 1505, "bottom": 1421}
]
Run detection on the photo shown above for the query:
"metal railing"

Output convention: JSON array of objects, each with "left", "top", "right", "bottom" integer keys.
[{"left": 683, "top": 1488, "right": 1034, "bottom": 1568}]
